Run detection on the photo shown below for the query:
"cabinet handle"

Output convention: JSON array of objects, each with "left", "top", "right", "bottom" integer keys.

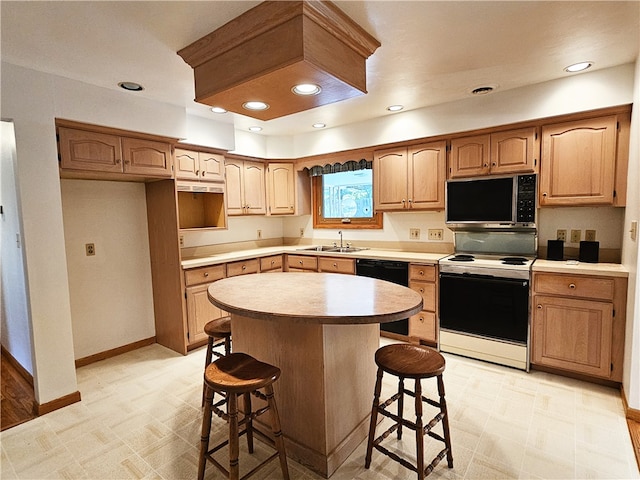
[
  {"left": 569, "top": 283, "right": 576, "bottom": 289},
  {"left": 195, "top": 169, "right": 199, "bottom": 176},
  {"left": 491, "top": 162, "right": 496, "bottom": 166},
  {"left": 483, "top": 163, "right": 488, "bottom": 167},
  {"left": 204, "top": 272, "right": 209, "bottom": 277},
  {"left": 402, "top": 199, "right": 406, "bottom": 204},
  {"left": 271, "top": 260, "right": 275, "bottom": 265},
  {"left": 242, "top": 265, "right": 246, "bottom": 270},
  {"left": 299, "top": 260, "right": 304, "bottom": 265},
  {"left": 419, "top": 316, "right": 424, "bottom": 323},
  {"left": 419, "top": 270, "right": 424, "bottom": 276},
  {"left": 542, "top": 192, "right": 548, "bottom": 197},
  {"left": 537, "top": 304, "right": 542, "bottom": 309},
  {"left": 333, "top": 263, "right": 337, "bottom": 267},
  {"left": 116, "top": 158, "right": 122, "bottom": 164},
  {"left": 419, "top": 288, "right": 424, "bottom": 294}
]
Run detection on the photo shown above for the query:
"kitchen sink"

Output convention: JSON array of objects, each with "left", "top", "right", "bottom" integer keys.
[{"left": 298, "top": 246, "right": 368, "bottom": 253}]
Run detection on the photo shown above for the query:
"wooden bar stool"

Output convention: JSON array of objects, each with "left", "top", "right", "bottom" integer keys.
[
  {"left": 198, "top": 352, "right": 290, "bottom": 480},
  {"left": 365, "top": 343, "right": 453, "bottom": 480},
  {"left": 201, "top": 316, "right": 232, "bottom": 406}
]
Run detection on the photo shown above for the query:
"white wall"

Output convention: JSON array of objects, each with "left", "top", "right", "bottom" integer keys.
[
  {"left": 60, "top": 180, "right": 156, "bottom": 359},
  {"left": 1, "top": 121, "right": 33, "bottom": 374},
  {"left": 622, "top": 56, "right": 640, "bottom": 410}
]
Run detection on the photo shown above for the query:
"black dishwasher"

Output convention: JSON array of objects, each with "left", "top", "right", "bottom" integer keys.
[{"left": 355, "top": 258, "right": 409, "bottom": 335}]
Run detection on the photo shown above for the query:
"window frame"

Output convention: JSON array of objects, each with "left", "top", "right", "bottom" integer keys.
[{"left": 312, "top": 175, "right": 383, "bottom": 229}]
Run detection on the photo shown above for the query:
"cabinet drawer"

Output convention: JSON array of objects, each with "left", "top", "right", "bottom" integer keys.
[
  {"left": 287, "top": 255, "right": 318, "bottom": 271},
  {"left": 184, "top": 264, "right": 225, "bottom": 287},
  {"left": 409, "top": 311, "right": 437, "bottom": 342},
  {"left": 318, "top": 257, "right": 355, "bottom": 274},
  {"left": 409, "top": 264, "right": 436, "bottom": 282},
  {"left": 227, "top": 258, "right": 260, "bottom": 277},
  {"left": 409, "top": 280, "right": 436, "bottom": 311},
  {"left": 260, "top": 255, "right": 283, "bottom": 272},
  {"left": 533, "top": 273, "right": 614, "bottom": 301}
]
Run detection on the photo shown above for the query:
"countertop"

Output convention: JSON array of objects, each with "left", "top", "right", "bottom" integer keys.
[
  {"left": 181, "top": 245, "right": 446, "bottom": 269},
  {"left": 532, "top": 259, "right": 628, "bottom": 277}
]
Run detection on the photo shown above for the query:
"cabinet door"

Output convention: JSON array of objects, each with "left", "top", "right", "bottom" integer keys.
[
  {"left": 540, "top": 116, "right": 617, "bottom": 206},
  {"left": 121, "top": 137, "right": 172, "bottom": 177},
  {"left": 267, "top": 163, "right": 295, "bottom": 215},
  {"left": 225, "top": 160, "right": 245, "bottom": 215},
  {"left": 490, "top": 127, "right": 537, "bottom": 174},
  {"left": 374, "top": 148, "right": 408, "bottom": 210},
  {"left": 409, "top": 311, "right": 437, "bottom": 343},
  {"left": 243, "top": 161, "right": 267, "bottom": 215},
  {"left": 408, "top": 141, "right": 446, "bottom": 209},
  {"left": 260, "top": 255, "right": 283, "bottom": 272},
  {"left": 186, "top": 283, "right": 225, "bottom": 345},
  {"left": 449, "top": 134, "right": 490, "bottom": 178},
  {"left": 409, "top": 280, "right": 436, "bottom": 312},
  {"left": 199, "top": 153, "right": 225, "bottom": 182},
  {"left": 174, "top": 148, "right": 199, "bottom": 180},
  {"left": 532, "top": 295, "right": 613, "bottom": 378},
  {"left": 58, "top": 127, "right": 123, "bottom": 173}
]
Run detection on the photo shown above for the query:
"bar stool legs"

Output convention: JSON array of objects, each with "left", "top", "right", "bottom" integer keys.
[
  {"left": 365, "top": 344, "right": 453, "bottom": 480},
  {"left": 198, "top": 353, "right": 289, "bottom": 480}
]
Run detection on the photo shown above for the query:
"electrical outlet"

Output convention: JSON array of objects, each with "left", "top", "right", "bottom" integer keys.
[
  {"left": 556, "top": 229, "right": 567, "bottom": 241},
  {"left": 571, "top": 229, "right": 581, "bottom": 243},
  {"left": 85, "top": 243, "right": 95, "bottom": 256},
  {"left": 409, "top": 228, "right": 420, "bottom": 240},
  {"left": 585, "top": 229, "right": 596, "bottom": 242},
  {"left": 257, "top": 229, "right": 262, "bottom": 239},
  {"left": 299, "top": 228, "right": 304, "bottom": 238},
  {"left": 428, "top": 229, "right": 443, "bottom": 241},
  {"left": 179, "top": 235, "right": 184, "bottom": 247}
]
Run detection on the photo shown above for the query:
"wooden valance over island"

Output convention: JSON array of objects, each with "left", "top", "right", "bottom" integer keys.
[{"left": 208, "top": 272, "right": 423, "bottom": 477}]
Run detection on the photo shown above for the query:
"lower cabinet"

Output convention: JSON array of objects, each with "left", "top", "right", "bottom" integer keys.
[
  {"left": 260, "top": 255, "right": 283, "bottom": 272},
  {"left": 286, "top": 254, "right": 318, "bottom": 272},
  {"left": 408, "top": 263, "right": 438, "bottom": 344},
  {"left": 318, "top": 257, "right": 355, "bottom": 274},
  {"left": 184, "top": 264, "right": 227, "bottom": 346},
  {"left": 531, "top": 271, "right": 626, "bottom": 381}
]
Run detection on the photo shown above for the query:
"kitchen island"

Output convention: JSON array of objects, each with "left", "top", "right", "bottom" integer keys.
[{"left": 207, "top": 272, "right": 423, "bottom": 477}]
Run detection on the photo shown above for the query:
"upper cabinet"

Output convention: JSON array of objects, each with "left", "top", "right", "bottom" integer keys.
[
  {"left": 58, "top": 125, "right": 173, "bottom": 178},
  {"left": 449, "top": 127, "right": 538, "bottom": 178},
  {"left": 225, "top": 158, "right": 267, "bottom": 215},
  {"left": 267, "top": 163, "right": 295, "bottom": 215},
  {"left": 539, "top": 114, "right": 628, "bottom": 207},
  {"left": 175, "top": 148, "right": 225, "bottom": 182},
  {"left": 374, "top": 141, "right": 446, "bottom": 211}
]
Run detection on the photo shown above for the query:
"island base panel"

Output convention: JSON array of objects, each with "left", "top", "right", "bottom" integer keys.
[{"left": 232, "top": 315, "right": 379, "bottom": 477}]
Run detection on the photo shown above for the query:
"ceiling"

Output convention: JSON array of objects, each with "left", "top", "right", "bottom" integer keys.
[{"left": 2, "top": 1, "right": 639, "bottom": 137}]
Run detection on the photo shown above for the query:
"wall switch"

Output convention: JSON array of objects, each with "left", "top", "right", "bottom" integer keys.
[
  {"left": 428, "top": 229, "right": 443, "bottom": 240},
  {"left": 585, "top": 229, "right": 596, "bottom": 242},
  {"left": 556, "top": 229, "right": 567, "bottom": 241},
  {"left": 570, "top": 229, "right": 581, "bottom": 243},
  {"left": 630, "top": 221, "right": 637, "bottom": 241},
  {"left": 257, "top": 229, "right": 262, "bottom": 239},
  {"left": 299, "top": 228, "right": 304, "bottom": 238},
  {"left": 409, "top": 228, "right": 420, "bottom": 240},
  {"left": 85, "top": 243, "right": 95, "bottom": 256}
]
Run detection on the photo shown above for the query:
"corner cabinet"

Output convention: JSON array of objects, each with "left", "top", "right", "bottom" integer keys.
[
  {"left": 58, "top": 125, "right": 173, "bottom": 178},
  {"left": 449, "top": 127, "right": 538, "bottom": 178},
  {"left": 225, "top": 158, "right": 267, "bottom": 215},
  {"left": 539, "top": 114, "right": 629, "bottom": 206},
  {"left": 373, "top": 141, "right": 446, "bottom": 211},
  {"left": 531, "top": 271, "right": 626, "bottom": 381}
]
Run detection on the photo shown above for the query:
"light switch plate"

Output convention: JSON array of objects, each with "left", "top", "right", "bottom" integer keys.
[{"left": 631, "top": 221, "right": 638, "bottom": 241}]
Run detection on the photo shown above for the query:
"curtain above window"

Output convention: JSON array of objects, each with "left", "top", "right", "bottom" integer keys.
[{"left": 307, "top": 159, "right": 371, "bottom": 177}]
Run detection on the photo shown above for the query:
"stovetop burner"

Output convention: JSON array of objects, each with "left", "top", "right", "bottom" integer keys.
[
  {"left": 448, "top": 254, "right": 475, "bottom": 262},
  {"left": 500, "top": 256, "right": 528, "bottom": 266}
]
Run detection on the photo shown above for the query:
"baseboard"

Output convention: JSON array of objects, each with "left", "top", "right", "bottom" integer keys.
[
  {"left": 1, "top": 345, "right": 34, "bottom": 386},
  {"left": 34, "top": 390, "right": 81, "bottom": 416},
  {"left": 622, "top": 385, "right": 640, "bottom": 422},
  {"left": 75, "top": 337, "right": 156, "bottom": 368}
]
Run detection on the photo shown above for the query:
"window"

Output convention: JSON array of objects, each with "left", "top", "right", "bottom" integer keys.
[{"left": 312, "top": 168, "right": 382, "bottom": 229}]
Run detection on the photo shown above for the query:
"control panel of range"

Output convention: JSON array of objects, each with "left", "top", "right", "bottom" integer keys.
[{"left": 516, "top": 174, "right": 536, "bottom": 223}]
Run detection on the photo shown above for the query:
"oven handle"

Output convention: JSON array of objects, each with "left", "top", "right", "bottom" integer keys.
[{"left": 440, "top": 272, "right": 529, "bottom": 288}]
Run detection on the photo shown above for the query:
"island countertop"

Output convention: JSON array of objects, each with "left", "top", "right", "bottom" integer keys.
[{"left": 207, "top": 271, "right": 423, "bottom": 324}]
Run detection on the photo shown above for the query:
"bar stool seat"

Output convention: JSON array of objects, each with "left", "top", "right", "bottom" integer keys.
[
  {"left": 204, "top": 315, "right": 232, "bottom": 361},
  {"left": 198, "top": 352, "right": 289, "bottom": 480},
  {"left": 365, "top": 343, "right": 453, "bottom": 480}
]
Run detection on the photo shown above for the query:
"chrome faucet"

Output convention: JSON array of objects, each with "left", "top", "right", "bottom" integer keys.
[{"left": 338, "top": 230, "right": 343, "bottom": 249}]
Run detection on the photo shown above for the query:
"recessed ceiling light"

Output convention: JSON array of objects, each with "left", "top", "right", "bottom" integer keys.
[
  {"left": 248, "top": 126, "right": 262, "bottom": 132},
  {"left": 564, "top": 61, "right": 593, "bottom": 73},
  {"left": 387, "top": 105, "right": 404, "bottom": 112},
  {"left": 210, "top": 107, "right": 227, "bottom": 114},
  {"left": 471, "top": 86, "right": 495, "bottom": 95},
  {"left": 312, "top": 123, "right": 326, "bottom": 129},
  {"left": 118, "top": 81, "right": 144, "bottom": 92},
  {"left": 243, "top": 101, "right": 269, "bottom": 111},
  {"left": 292, "top": 84, "right": 322, "bottom": 96}
]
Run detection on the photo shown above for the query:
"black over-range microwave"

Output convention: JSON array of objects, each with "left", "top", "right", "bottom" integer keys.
[{"left": 445, "top": 173, "right": 537, "bottom": 230}]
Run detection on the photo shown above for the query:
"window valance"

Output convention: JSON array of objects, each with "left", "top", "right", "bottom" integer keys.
[{"left": 307, "top": 159, "right": 372, "bottom": 177}]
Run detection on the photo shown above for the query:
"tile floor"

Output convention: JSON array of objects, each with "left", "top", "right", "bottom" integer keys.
[{"left": 1, "top": 338, "right": 638, "bottom": 480}]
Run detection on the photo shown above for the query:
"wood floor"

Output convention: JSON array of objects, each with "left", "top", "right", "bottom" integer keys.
[
  {"left": 629, "top": 419, "right": 640, "bottom": 471},
  {"left": 0, "top": 350, "right": 36, "bottom": 431}
]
